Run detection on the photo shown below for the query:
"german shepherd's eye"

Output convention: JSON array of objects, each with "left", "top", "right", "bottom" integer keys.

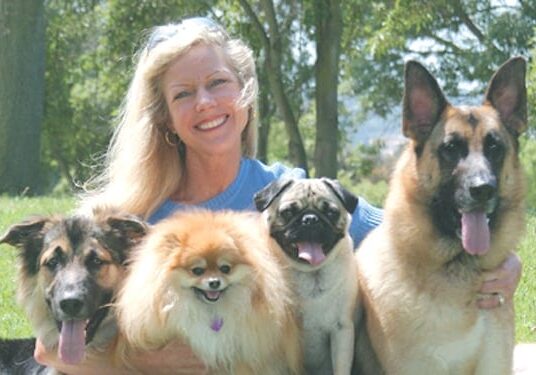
[
  {"left": 439, "top": 138, "right": 467, "bottom": 164},
  {"left": 219, "top": 265, "right": 231, "bottom": 274},
  {"left": 191, "top": 267, "right": 205, "bottom": 276},
  {"left": 484, "top": 133, "right": 505, "bottom": 164}
]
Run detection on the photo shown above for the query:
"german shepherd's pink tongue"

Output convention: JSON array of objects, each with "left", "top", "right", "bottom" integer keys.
[
  {"left": 297, "top": 242, "right": 326, "bottom": 265},
  {"left": 461, "top": 211, "right": 490, "bottom": 255},
  {"left": 58, "top": 320, "right": 85, "bottom": 364}
]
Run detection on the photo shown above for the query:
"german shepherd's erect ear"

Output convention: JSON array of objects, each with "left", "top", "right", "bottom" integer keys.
[
  {"left": 402, "top": 60, "right": 448, "bottom": 144},
  {"left": 484, "top": 56, "right": 527, "bottom": 137}
]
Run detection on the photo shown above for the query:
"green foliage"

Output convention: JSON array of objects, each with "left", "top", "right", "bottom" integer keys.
[{"left": 520, "top": 137, "right": 536, "bottom": 210}]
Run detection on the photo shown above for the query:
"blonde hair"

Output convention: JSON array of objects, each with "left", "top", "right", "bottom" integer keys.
[{"left": 81, "top": 18, "right": 258, "bottom": 218}]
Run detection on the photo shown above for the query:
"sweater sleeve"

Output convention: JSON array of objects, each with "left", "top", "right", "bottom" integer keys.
[{"left": 349, "top": 197, "right": 383, "bottom": 249}]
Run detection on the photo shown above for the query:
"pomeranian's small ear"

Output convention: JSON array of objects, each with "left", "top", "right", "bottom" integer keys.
[{"left": 254, "top": 178, "right": 295, "bottom": 212}]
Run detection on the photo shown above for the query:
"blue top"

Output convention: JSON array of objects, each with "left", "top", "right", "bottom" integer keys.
[{"left": 149, "top": 158, "right": 383, "bottom": 247}]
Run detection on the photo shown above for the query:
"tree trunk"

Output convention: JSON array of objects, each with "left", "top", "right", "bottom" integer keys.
[
  {"left": 239, "top": 0, "right": 309, "bottom": 173},
  {"left": 0, "top": 0, "right": 45, "bottom": 194},
  {"left": 314, "top": 0, "right": 342, "bottom": 178}
]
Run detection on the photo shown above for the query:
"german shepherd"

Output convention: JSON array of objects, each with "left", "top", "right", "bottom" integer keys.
[
  {"left": 353, "top": 57, "right": 526, "bottom": 374},
  {"left": 0, "top": 207, "right": 147, "bottom": 374}
]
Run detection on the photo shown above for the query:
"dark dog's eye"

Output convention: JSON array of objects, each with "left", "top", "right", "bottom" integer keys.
[
  {"left": 45, "top": 256, "right": 60, "bottom": 271},
  {"left": 88, "top": 256, "right": 104, "bottom": 268},
  {"left": 44, "top": 246, "right": 63, "bottom": 270},
  {"left": 219, "top": 265, "right": 231, "bottom": 274},
  {"left": 439, "top": 138, "right": 466, "bottom": 164},
  {"left": 192, "top": 267, "right": 205, "bottom": 276}
]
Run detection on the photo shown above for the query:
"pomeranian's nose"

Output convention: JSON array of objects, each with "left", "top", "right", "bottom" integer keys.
[{"left": 208, "top": 278, "right": 221, "bottom": 289}]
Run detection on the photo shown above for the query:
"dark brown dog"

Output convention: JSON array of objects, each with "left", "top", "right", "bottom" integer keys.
[
  {"left": 0, "top": 207, "right": 146, "bottom": 374},
  {"left": 354, "top": 57, "right": 526, "bottom": 374}
]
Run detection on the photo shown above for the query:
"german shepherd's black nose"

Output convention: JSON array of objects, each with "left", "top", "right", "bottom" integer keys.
[
  {"left": 60, "top": 298, "right": 84, "bottom": 316},
  {"left": 469, "top": 183, "right": 496, "bottom": 203}
]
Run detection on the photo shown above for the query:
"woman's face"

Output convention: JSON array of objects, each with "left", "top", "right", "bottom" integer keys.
[{"left": 162, "top": 43, "right": 248, "bottom": 158}]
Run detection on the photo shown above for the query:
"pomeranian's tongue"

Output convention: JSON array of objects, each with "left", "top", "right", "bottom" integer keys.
[
  {"left": 296, "top": 242, "right": 325, "bottom": 266},
  {"left": 58, "top": 320, "right": 85, "bottom": 364},
  {"left": 461, "top": 211, "right": 490, "bottom": 255}
]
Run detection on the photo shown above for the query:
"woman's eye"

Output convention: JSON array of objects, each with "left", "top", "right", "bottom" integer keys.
[
  {"left": 209, "top": 78, "right": 227, "bottom": 88},
  {"left": 173, "top": 91, "right": 191, "bottom": 100}
]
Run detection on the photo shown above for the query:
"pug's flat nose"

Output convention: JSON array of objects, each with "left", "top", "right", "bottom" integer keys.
[{"left": 301, "top": 213, "right": 319, "bottom": 226}]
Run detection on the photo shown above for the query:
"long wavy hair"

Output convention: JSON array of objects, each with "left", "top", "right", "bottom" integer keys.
[{"left": 81, "top": 18, "right": 258, "bottom": 217}]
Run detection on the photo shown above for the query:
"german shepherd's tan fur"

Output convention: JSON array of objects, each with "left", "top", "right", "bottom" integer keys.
[{"left": 354, "top": 57, "right": 526, "bottom": 375}]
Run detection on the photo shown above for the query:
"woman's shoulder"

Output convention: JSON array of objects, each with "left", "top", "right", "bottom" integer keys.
[{"left": 243, "top": 158, "right": 306, "bottom": 182}]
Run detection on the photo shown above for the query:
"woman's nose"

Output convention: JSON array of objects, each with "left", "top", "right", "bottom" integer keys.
[{"left": 195, "top": 88, "right": 216, "bottom": 112}]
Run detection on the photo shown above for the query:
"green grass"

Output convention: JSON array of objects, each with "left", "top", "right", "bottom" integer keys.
[
  {"left": 0, "top": 195, "right": 75, "bottom": 337},
  {"left": 0, "top": 196, "right": 533, "bottom": 343}
]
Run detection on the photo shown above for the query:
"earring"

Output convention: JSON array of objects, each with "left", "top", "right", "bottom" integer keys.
[{"left": 164, "top": 130, "right": 180, "bottom": 147}]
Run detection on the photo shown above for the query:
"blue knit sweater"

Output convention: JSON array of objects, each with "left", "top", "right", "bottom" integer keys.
[{"left": 149, "top": 158, "right": 383, "bottom": 247}]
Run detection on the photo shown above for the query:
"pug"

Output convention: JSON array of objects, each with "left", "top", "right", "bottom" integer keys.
[{"left": 255, "top": 177, "right": 359, "bottom": 375}]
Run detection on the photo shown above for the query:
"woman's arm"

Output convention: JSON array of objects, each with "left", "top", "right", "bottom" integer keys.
[
  {"left": 34, "top": 339, "right": 207, "bottom": 375},
  {"left": 477, "top": 251, "right": 522, "bottom": 309}
]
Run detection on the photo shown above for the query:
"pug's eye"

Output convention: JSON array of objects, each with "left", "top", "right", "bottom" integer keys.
[
  {"left": 191, "top": 267, "right": 205, "bottom": 276},
  {"left": 219, "top": 265, "right": 231, "bottom": 274},
  {"left": 323, "top": 203, "right": 340, "bottom": 221},
  {"left": 280, "top": 203, "right": 299, "bottom": 222}
]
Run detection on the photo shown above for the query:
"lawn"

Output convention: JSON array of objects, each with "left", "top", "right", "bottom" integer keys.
[{"left": 0, "top": 196, "right": 534, "bottom": 342}]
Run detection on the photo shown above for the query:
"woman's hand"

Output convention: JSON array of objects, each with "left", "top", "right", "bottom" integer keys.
[
  {"left": 34, "top": 337, "right": 207, "bottom": 374},
  {"left": 477, "top": 252, "right": 522, "bottom": 309}
]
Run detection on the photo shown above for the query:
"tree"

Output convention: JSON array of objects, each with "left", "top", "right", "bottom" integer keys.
[{"left": 0, "top": 0, "right": 45, "bottom": 194}]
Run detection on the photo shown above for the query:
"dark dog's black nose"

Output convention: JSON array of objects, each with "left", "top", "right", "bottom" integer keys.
[
  {"left": 469, "top": 182, "right": 496, "bottom": 203},
  {"left": 209, "top": 279, "right": 221, "bottom": 289},
  {"left": 60, "top": 298, "right": 84, "bottom": 316},
  {"left": 301, "top": 213, "right": 319, "bottom": 226}
]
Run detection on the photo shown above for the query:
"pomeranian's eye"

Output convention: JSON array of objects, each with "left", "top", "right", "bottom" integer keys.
[
  {"left": 191, "top": 267, "right": 205, "bottom": 276},
  {"left": 219, "top": 265, "right": 231, "bottom": 274}
]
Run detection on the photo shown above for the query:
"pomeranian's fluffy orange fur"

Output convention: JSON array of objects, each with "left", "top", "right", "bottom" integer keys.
[{"left": 115, "top": 210, "right": 302, "bottom": 374}]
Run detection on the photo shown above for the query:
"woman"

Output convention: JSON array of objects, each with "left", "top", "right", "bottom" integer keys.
[{"left": 35, "top": 17, "right": 522, "bottom": 373}]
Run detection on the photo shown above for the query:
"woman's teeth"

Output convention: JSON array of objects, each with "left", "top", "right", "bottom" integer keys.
[{"left": 198, "top": 116, "right": 226, "bottom": 130}]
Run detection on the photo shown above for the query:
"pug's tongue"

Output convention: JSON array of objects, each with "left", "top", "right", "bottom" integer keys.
[
  {"left": 58, "top": 320, "right": 85, "bottom": 364},
  {"left": 461, "top": 211, "right": 490, "bottom": 255},
  {"left": 296, "top": 242, "right": 325, "bottom": 265}
]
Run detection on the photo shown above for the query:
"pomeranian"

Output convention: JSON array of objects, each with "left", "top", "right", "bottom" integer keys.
[{"left": 115, "top": 209, "right": 302, "bottom": 375}]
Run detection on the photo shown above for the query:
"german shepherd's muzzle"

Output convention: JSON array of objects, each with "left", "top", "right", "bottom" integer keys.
[{"left": 0, "top": 208, "right": 146, "bottom": 372}]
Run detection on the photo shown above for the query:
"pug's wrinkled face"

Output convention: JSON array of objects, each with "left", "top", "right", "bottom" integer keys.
[{"left": 255, "top": 178, "right": 357, "bottom": 269}]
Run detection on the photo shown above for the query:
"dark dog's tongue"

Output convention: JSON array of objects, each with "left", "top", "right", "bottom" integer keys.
[
  {"left": 461, "top": 211, "right": 490, "bottom": 255},
  {"left": 58, "top": 320, "right": 85, "bottom": 364},
  {"left": 296, "top": 242, "right": 325, "bottom": 265}
]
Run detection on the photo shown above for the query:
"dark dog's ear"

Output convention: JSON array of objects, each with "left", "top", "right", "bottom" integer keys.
[
  {"left": 403, "top": 61, "right": 448, "bottom": 144},
  {"left": 254, "top": 178, "right": 295, "bottom": 212},
  {"left": 103, "top": 215, "right": 148, "bottom": 264},
  {"left": 0, "top": 217, "right": 50, "bottom": 275},
  {"left": 0, "top": 217, "right": 48, "bottom": 248},
  {"left": 484, "top": 56, "right": 527, "bottom": 137},
  {"left": 321, "top": 178, "right": 358, "bottom": 214}
]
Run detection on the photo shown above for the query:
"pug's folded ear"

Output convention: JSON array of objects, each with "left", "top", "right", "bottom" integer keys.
[{"left": 254, "top": 178, "right": 295, "bottom": 212}]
